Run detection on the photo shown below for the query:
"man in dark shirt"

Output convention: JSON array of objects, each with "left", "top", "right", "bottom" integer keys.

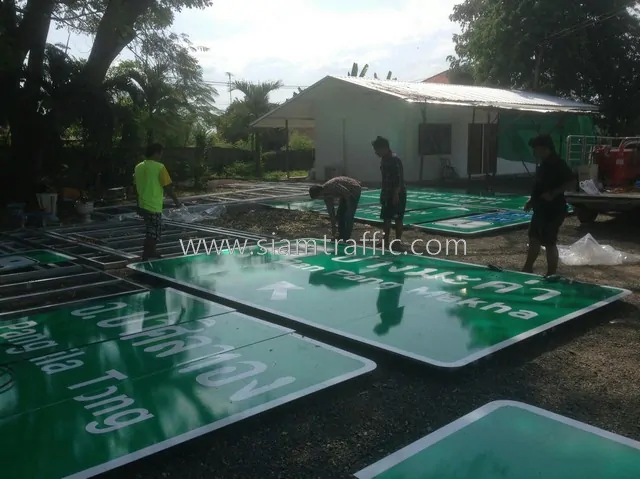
[
  {"left": 372, "top": 136, "right": 406, "bottom": 246},
  {"left": 309, "top": 176, "right": 362, "bottom": 241},
  {"left": 522, "top": 134, "right": 575, "bottom": 276}
]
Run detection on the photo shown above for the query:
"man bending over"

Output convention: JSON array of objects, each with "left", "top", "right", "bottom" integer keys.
[{"left": 309, "top": 176, "right": 361, "bottom": 241}]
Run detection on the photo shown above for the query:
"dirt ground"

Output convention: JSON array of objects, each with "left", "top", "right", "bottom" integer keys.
[
  {"left": 101, "top": 207, "right": 640, "bottom": 478},
  {"left": 215, "top": 206, "right": 640, "bottom": 295}
]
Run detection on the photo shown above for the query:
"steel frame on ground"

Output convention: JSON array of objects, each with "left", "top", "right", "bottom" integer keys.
[
  {"left": 0, "top": 238, "right": 33, "bottom": 254},
  {"left": 44, "top": 219, "right": 270, "bottom": 258},
  {"left": 0, "top": 256, "right": 145, "bottom": 318},
  {"left": 2, "top": 229, "right": 135, "bottom": 269},
  {"left": 93, "top": 184, "right": 312, "bottom": 212}
]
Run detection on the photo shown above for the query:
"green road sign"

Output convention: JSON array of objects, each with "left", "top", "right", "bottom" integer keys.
[
  {"left": 353, "top": 205, "right": 469, "bottom": 224},
  {"left": 0, "top": 288, "right": 375, "bottom": 479},
  {"left": 355, "top": 401, "right": 640, "bottom": 479},
  {"left": 129, "top": 245, "right": 630, "bottom": 368},
  {"left": 409, "top": 206, "right": 495, "bottom": 226},
  {"left": 0, "top": 249, "right": 74, "bottom": 273},
  {"left": 418, "top": 210, "right": 533, "bottom": 235},
  {"left": 361, "top": 189, "right": 529, "bottom": 211},
  {"left": 360, "top": 188, "right": 382, "bottom": 201},
  {"left": 0, "top": 288, "right": 234, "bottom": 364},
  {"left": 405, "top": 190, "right": 529, "bottom": 210}
]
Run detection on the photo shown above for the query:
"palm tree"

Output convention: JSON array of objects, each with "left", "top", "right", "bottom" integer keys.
[
  {"left": 231, "top": 79, "right": 283, "bottom": 176},
  {"left": 108, "top": 61, "right": 189, "bottom": 143},
  {"left": 231, "top": 79, "right": 283, "bottom": 119}
]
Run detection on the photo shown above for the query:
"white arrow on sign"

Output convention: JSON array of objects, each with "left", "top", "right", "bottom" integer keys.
[{"left": 258, "top": 281, "right": 303, "bottom": 300}]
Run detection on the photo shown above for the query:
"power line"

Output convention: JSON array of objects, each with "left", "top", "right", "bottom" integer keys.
[
  {"left": 543, "top": 1, "right": 638, "bottom": 44},
  {"left": 202, "top": 80, "right": 309, "bottom": 89}
]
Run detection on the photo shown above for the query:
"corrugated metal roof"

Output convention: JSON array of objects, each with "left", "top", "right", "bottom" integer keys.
[{"left": 334, "top": 76, "right": 597, "bottom": 113}]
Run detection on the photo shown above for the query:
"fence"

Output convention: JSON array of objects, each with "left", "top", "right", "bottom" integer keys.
[{"left": 0, "top": 145, "right": 315, "bottom": 187}]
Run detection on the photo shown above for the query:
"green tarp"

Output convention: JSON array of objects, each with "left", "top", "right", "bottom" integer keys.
[{"left": 498, "top": 112, "right": 596, "bottom": 167}]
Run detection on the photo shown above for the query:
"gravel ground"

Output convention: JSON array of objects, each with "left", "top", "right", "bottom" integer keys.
[{"left": 103, "top": 207, "right": 640, "bottom": 478}]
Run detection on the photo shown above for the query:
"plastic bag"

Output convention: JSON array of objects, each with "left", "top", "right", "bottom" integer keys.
[
  {"left": 117, "top": 205, "right": 226, "bottom": 223},
  {"left": 163, "top": 205, "right": 226, "bottom": 223},
  {"left": 579, "top": 179, "right": 602, "bottom": 196},
  {"left": 553, "top": 233, "right": 640, "bottom": 266}
]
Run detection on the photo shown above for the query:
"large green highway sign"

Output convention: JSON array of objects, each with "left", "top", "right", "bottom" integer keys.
[
  {"left": 129, "top": 244, "right": 629, "bottom": 368},
  {"left": 0, "top": 288, "right": 375, "bottom": 479},
  {"left": 355, "top": 401, "right": 640, "bottom": 479}
]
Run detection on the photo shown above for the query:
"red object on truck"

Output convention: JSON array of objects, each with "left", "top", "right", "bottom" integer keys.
[{"left": 592, "top": 138, "right": 640, "bottom": 187}]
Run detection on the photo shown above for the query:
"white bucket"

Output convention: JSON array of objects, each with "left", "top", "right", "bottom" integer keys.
[
  {"left": 75, "top": 201, "right": 94, "bottom": 216},
  {"left": 36, "top": 193, "right": 58, "bottom": 216}
]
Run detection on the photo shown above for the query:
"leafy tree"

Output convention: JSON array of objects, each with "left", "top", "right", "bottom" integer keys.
[
  {"left": 0, "top": 0, "right": 214, "bottom": 205},
  {"left": 448, "top": 0, "right": 640, "bottom": 132},
  {"left": 214, "top": 79, "right": 286, "bottom": 175},
  {"left": 288, "top": 131, "right": 314, "bottom": 150},
  {"left": 109, "top": 52, "right": 217, "bottom": 144},
  {"left": 215, "top": 100, "right": 254, "bottom": 145}
]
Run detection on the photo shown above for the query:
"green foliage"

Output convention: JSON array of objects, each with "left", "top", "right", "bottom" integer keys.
[
  {"left": 373, "top": 71, "right": 397, "bottom": 80},
  {"left": 222, "top": 161, "right": 257, "bottom": 178},
  {"left": 215, "top": 80, "right": 285, "bottom": 163},
  {"left": 107, "top": 43, "right": 218, "bottom": 147},
  {"left": 348, "top": 62, "right": 369, "bottom": 77},
  {"left": 215, "top": 101, "right": 254, "bottom": 144},
  {"left": 288, "top": 131, "right": 314, "bottom": 150},
  {"left": 448, "top": 0, "right": 640, "bottom": 132},
  {"left": 0, "top": 0, "right": 218, "bottom": 201},
  {"left": 206, "top": 132, "right": 234, "bottom": 148},
  {"left": 348, "top": 62, "right": 396, "bottom": 80},
  {"left": 261, "top": 151, "right": 277, "bottom": 164}
]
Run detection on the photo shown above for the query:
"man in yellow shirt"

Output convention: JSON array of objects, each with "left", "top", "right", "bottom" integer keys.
[{"left": 133, "top": 143, "right": 181, "bottom": 260}]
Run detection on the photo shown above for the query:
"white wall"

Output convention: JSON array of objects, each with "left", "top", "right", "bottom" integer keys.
[
  {"left": 313, "top": 82, "right": 408, "bottom": 182},
  {"left": 403, "top": 103, "right": 490, "bottom": 180},
  {"left": 497, "top": 157, "right": 533, "bottom": 175},
  {"left": 313, "top": 83, "right": 529, "bottom": 181},
  {"left": 403, "top": 105, "right": 530, "bottom": 178}
]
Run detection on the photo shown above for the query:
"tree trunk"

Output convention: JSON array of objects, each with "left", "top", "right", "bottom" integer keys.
[
  {"left": 82, "top": 0, "right": 155, "bottom": 87},
  {"left": 1, "top": 0, "right": 54, "bottom": 208},
  {"left": 532, "top": 46, "right": 544, "bottom": 90}
]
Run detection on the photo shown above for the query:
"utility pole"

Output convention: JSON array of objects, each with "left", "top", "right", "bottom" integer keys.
[
  {"left": 532, "top": 46, "right": 544, "bottom": 90},
  {"left": 225, "top": 72, "right": 233, "bottom": 104},
  {"left": 64, "top": 28, "right": 71, "bottom": 54}
]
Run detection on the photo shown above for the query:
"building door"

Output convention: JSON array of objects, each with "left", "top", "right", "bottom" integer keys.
[{"left": 467, "top": 123, "right": 498, "bottom": 175}]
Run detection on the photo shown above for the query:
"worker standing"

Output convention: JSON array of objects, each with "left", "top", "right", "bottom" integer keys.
[
  {"left": 133, "top": 143, "right": 181, "bottom": 260},
  {"left": 522, "top": 134, "right": 575, "bottom": 277},
  {"left": 372, "top": 136, "right": 406, "bottom": 249}
]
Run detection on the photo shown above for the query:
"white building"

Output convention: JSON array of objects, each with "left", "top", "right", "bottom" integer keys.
[{"left": 251, "top": 75, "right": 598, "bottom": 183}]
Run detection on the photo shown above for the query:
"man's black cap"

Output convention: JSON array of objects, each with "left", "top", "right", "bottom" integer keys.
[{"left": 528, "top": 134, "right": 555, "bottom": 150}]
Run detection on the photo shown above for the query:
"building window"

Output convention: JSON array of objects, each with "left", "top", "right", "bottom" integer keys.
[{"left": 418, "top": 123, "right": 452, "bottom": 155}]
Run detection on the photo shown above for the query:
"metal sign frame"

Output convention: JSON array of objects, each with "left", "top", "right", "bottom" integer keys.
[
  {"left": 43, "top": 220, "right": 270, "bottom": 258},
  {"left": 0, "top": 238, "right": 33, "bottom": 255},
  {"left": 93, "top": 184, "right": 314, "bottom": 213},
  {"left": 0, "top": 251, "right": 145, "bottom": 318},
  {"left": 3, "top": 230, "right": 135, "bottom": 270}
]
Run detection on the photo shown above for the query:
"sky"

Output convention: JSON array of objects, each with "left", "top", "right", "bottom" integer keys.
[{"left": 46, "top": 0, "right": 461, "bottom": 109}]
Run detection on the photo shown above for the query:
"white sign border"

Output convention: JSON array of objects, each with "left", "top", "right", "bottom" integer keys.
[
  {"left": 128, "top": 246, "right": 631, "bottom": 369},
  {"left": 354, "top": 400, "right": 640, "bottom": 478}
]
